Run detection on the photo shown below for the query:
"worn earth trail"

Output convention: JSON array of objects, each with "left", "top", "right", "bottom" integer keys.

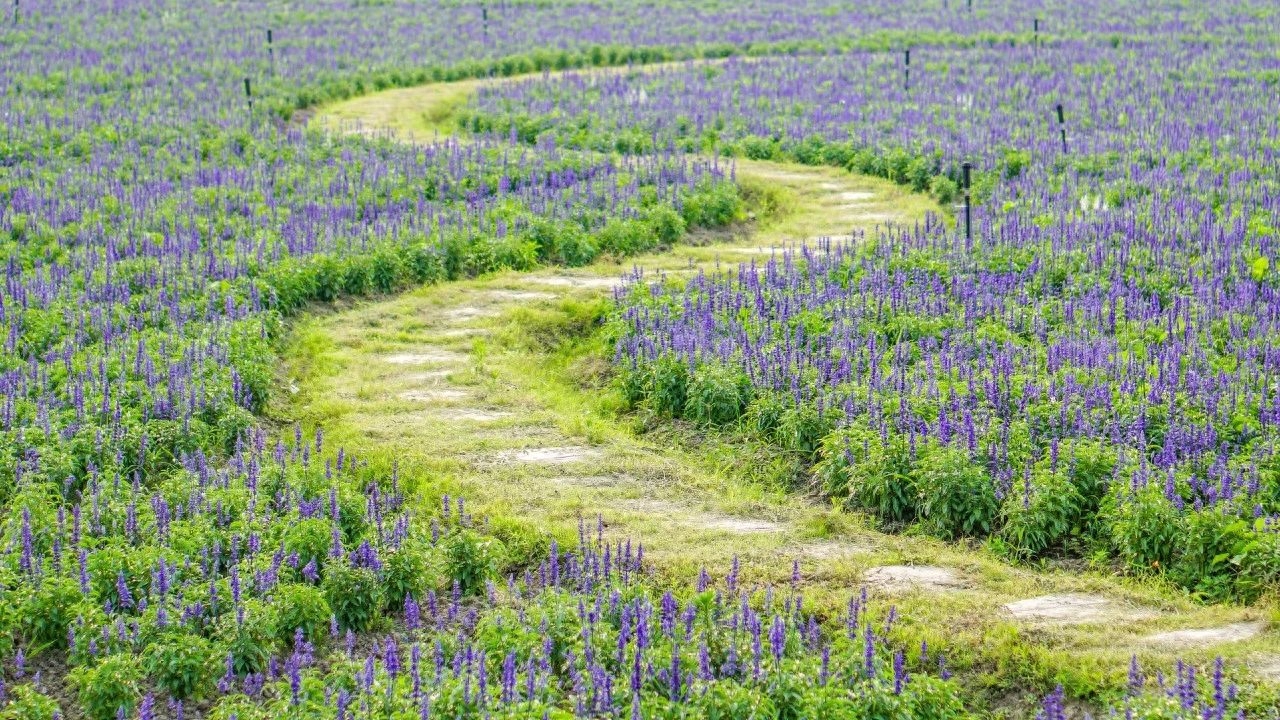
[{"left": 284, "top": 68, "right": 1278, "bottom": 695}]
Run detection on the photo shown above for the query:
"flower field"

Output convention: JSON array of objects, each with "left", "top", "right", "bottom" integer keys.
[
  {"left": 553, "top": 39, "right": 1280, "bottom": 598},
  {"left": 1, "top": 0, "right": 1278, "bottom": 717}
]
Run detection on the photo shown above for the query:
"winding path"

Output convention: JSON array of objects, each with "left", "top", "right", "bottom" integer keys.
[{"left": 288, "top": 67, "right": 1279, "bottom": 689}]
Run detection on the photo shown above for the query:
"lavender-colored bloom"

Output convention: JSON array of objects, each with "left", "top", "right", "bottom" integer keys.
[{"left": 769, "top": 615, "right": 786, "bottom": 663}]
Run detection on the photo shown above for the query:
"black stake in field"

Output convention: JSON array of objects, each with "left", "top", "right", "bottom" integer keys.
[
  {"left": 267, "top": 29, "right": 275, "bottom": 76},
  {"left": 244, "top": 77, "right": 253, "bottom": 114},
  {"left": 962, "top": 162, "right": 972, "bottom": 245},
  {"left": 1056, "top": 103, "right": 1067, "bottom": 153},
  {"left": 1033, "top": 18, "right": 1039, "bottom": 53},
  {"left": 482, "top": 4, "right": 489, "bottom": 38},
  {"left": 904, "top": 49, "right": 911, "bottom": 91},
  {"left": 12, "top": 0, "right": 18, "bottom": 26}
]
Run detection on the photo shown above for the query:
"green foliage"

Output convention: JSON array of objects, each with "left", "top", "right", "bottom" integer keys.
[
  {"left": 283, "top": 518, "right": 333, "bottom": 575},
  {"left": 20, "top": 577, "right": 82, "bottom": 649},
  {"left": 774, "top": 403, "right": 836, "bottom": 459},
  {"left": 216, "top": 601, "right": 276, "bottom": 676},
  {"left": 526, "top": 218, "right": 597, "bottom": 267},
  {"left": 744, "top": 391, "right": 790, "bottom": 438},
  {"left": 680, "top": 181, "right": 743, "bottom": 228},
  {"left": 144, "top": 633, "right": 217, "bottom": 700},
  {"left": 646, "top": 355, "right": 691, "bottom": 417},
  {"left": 1000, "top": 471, "right": 1083, "bottom": 559},
  {"left": 851, "top": 435, "right": 920, "bottom": 524},
  {"left": 694, "top": 683, "right": 776, "bottom": 718},
  {"left": 915, "top": 446, "right": 998, "bottom": 539},
  {"left": 444, "top": 528, "right": 504, "bottom": 596},
  {"left": 271, "top": 583, "right": 333, "bottom": 645},
  {"left": 72, "top": 654, "right": 144, "bottom": 720},
  {"left": 208, "top": 694, "right": 269, "bottom": 720},
  {"left": 1171, "top": 510, "right": 1259, "bottom": 602},
  {"left": 0, "top": 684, "right": 60, "bottom": 720},
  {"left": 1105, "top": 487, "right": 1184, "bottom": 574},
  {"left": 382, "top": 541, "right": 433, "bottom": 610},
  {"left": 486, "top": 515, "right": 552, "bottom": 573},
  {"left": 684, "top": 364, "right": 753, "bottom": 427},
  {"left": 597, "top": 218, "right": 656, "bottom": 257},
  {"left": 642, "top": 204, "right": 688, "bottom": 246},
  {"left": 323, "top": 562, "right": 385, "bottom": 632}
]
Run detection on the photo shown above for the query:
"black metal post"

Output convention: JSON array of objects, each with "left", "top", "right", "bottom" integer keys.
[
  {"left": 1056, "top": 103, "right": 1067, "bottom": 153},
  {"left": 904, "top": 49, "right": 910, "bottom": 91},
  {"left": 267, "top": 29, "right": 275, "bottom": 75},
  {"left": 482, "top": 5, "right": 488, "bottom": 37},
  {"left": 12, "top": 0, "right": 18, "bottom": 26},
  {"left": 244, "top": 77, "right": 253, "bottom": 114},
  {"left": 1033, "top": 18, "right": 1039, "bottom": 51},
  {"left": 962, "top": 162, "right": 972, "bottom": 244}
]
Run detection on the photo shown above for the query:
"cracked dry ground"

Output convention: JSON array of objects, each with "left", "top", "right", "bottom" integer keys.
[{"left": 282, "top": 160, "right": 1279, "bottom": 685}]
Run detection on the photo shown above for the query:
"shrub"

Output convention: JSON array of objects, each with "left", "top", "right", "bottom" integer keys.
[
  {"left": 695, "top": 683, "right": 775, "bottom": 719},
  {"left": 596, "top": 218, "right": 655, "bottom": 256},
  {"left": 20, "top": 576, "right": 81, "bottom": 648},
  {"left": 850, "top": 435, "right": 919, "bottom": 524},
  {"left": 368, "top": 247, "right": 406, "bottom": 293},
  {"left": 775, "top": 403, "right": 836, "bottom": 460},
  {"left": 382, "top": 542, "right": 432, "bottom": 610},
  {"left": 915, "top": 446, "right": 998, "bottom": 539},
  {"left": 681, "top": 181, "right": 742, "bottom": 227},
  {"left": 271, "top": 583, "right": 333, "bottom": 645},
  {"left": 216, "top": 600, "right": 276, "bottom": 676},
  {"left": 283, "top": 518, "right": 333, "bottom": 576},
  {"left": 444, "top": 528, "right": 504, "bottom": 596},
  {"left": 1000, "top": 470, "right": 1084, "bottom": 559},
  {"left": 86, "top": 544, "right": 152, "bottom": 612},
  {"left": 1232, "top": 527, "right": 1280, "bottom": 602},
  {"left": 1060, "top": 439, "right": 1117, "bottom": 517},
  {"left": 684, "top": 364, "right": 753, "bottom": 427},
  {"left": 208, "top": 695, "right": 268, "bottom": 720},
  {"left": 0, "top": 684, "right": 60, "bottom": 720},
  {"left": 930, "top": 175, "right": 958, "bottom": 204},
  {"left": 1105, "top": 487, "right": 1184, "bottom": 574},
  {"left": 1171, "top": 509, "right": 1255, "bottom": 602},
  {"left": 641, "top": 204, "right": 687, "bottom": 246},
  {"left": 144, "top": 633, "right": 217, "bottom": 700},
  {"left": 646, "top": 356, "right": 690, "bottom": 417},
  {"left": 72, "top": 654, "right": 144, "bottom": 720},
  {"left": 526, "top": 218, "right": 597, "bottom": 267},
  {"left": 744, "top": 391, "right": 789, "bottom": 438},
  {"left": 323, "top": 563, "right": 385, "bottom": 632},
  {"left": 486, "top": 516, "right": 551, "bottom": 573}
]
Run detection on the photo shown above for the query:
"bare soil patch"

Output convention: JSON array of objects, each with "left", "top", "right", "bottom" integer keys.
[
  {"left": 802, "top": 541, "right": 873, "bottom": 559},
  {"left": 1143, "top": 621, "right": 1266, "bottom": 648},
  {"left": 430, "top": 408, "right": 511, "bottom": 422},
  {"left": 484, "top": 290, "right": 557, "bottom": 302},
  {"left": 1004, "top": 594, "right": 1152, "bottom": 624},
  {"left": 399, "top": 388, "right": 471, "bottom": 402},
  {"left": 528, "top": 275, "right": 625, "bottom": 289},
  {"left": 838, "top": 191, "right": 875, "bottom": 202},
  {"left": 383, "top": 350, "right": 466, "bottom": 365},
  {"left": 550, "top": 475, "right": 624, "bottom": 488},
  {"left": 864, "top": 565, "right": 966, "bottom": 592},
  {"left": 497, "top": 446, "right": 604, "bottom": 464}
]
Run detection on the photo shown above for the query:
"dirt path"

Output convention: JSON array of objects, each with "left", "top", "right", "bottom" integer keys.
[{"left": 288, "top": 71, "right": 1279, "bottom": 690}]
